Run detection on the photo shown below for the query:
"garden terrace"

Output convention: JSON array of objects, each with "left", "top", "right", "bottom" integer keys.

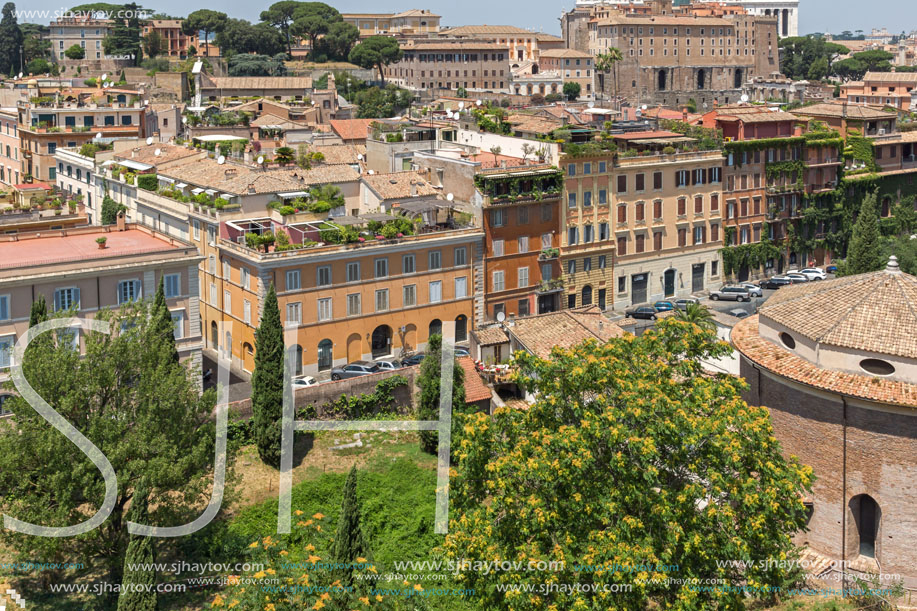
[
  {"left": 474, "top": 165, "right": 564, "bottom": 206},
  {"left": 369, "top": 121, "right": 436, "bottom": 143}
]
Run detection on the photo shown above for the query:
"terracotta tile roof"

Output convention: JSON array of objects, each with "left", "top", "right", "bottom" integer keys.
[
  {"left": 330, "top": 118, "right": 375, "bottom": 141},
  {"left": 611, "top": 130, "right": 682, "bottom": 140},
  {"left": 362, "top": 171, "right": 437, "bottom": 200},
  {"left": 113, "top": 143, "right": 202, "bottom": 166},
  {"left": 159, "top": 160, "right": 359, "bottom": 195},
  {"left": 200, "top": 75, "right": 313, "bottom": 91},
  {"left": 535, "top": 33, "right": 565, "bottom": 42},
  {"left": 598, "top": 15, "right": 729, "bottom": 26},
  {"left": 860, "top": 71, "right": 917, "bottom": 84},
  {"left": 466, "top": 152, "right": 527, "bottom": 169},
  {"left": 506, "top": 113, "right": 563, "bottom": 135},
  {"left": 758, "top": 264, "right": 917, "bottom": 359},
  {"left": 309, "top": 144, "right": 366, "bottom": 165},
  {"left": 733, "top": 316, "right": 917, "bottom": 409},
  {"left": 442, "top": 25, "right": 536, "bottom": 35},
  {"left": 508, "top": 305, "right": 627, "bottom": 359},
  {"left": 791, "top": 102, "right": 896, "bottom": 120},
  {"left": 458, "top": 356, "right": 493, "bottom": 404},
  {"left": 538, "top": 48, "right": 592, "bottom": 58},
  {"left": 715, "top": 109, "right": 802, "bottom": 123},
  {"left": 401, "top": 40, "right": 510, "bottom": 51},
  {"left": 249, "top": 113, "right": 310, "bottom": 129},
  {"left": 473, "top": 326, "right": 510, "bottom": 346}
]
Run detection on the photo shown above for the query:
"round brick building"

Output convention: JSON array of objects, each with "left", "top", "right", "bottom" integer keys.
[{"left": 732, "top": 257, "right": 917, "bottom": 596}]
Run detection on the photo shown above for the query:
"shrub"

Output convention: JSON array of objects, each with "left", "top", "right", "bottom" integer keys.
[
  {"left": 663, "top": 146, "right": 677, "bottom": 155},
  {"left": 277, "top": 205, "right": 297, "bottom": 216},
  {"left": 136, "top": 174, "right": 158, "bottom": 191}
]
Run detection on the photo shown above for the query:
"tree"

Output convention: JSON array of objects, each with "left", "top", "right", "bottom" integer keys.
[
  {"left": 417, "top": 333, "right": 465, "bottom": 454},
  {"left": 152, "top": 276, "right": 179, "bottom": 363},
  {"left": 181, "top": 9, "right": 227, "bottom": 58},
  {"left": 288, "top": 2, "right": 341, "bottom": 61},
  {"left": 64, "top": 43, "right": 85, "bottom": 60},
  {"left": 252, "top": 283, "right": 284, "bottom": 466},
  {"left": 489, "top": 145, "right": 502, "bottom": 165},
  {"left": 673, "top": 302, "right": 716, "bottom": 332},
  {"left": 260, "top": 0, "right": 306, "bottom": 57},
  {"left": 312, "top": 20, "right": 359, "bottom": 62},
  {"left": 352, "top": 84, "right": 412, "bottom": 119},
  {"left": 348, "top": 36, "right": 403, "bottom": 85},
  {"left": 227, "top": 52, "right": 287, "bottom": 77},
  {"left": 807, "top": 56, "right": 829, "bottom": 81},
  {"left": 845, "top": 190, "right": 883, "bottom": 275},
  {"left": 0, "top": 2, "right": 23, "bottom": 76},
  {"left": 20, "top": 22, "right": 50, "bottom": 65},
  {"left": 26, "top": 57, "right": 49, "bottom": 74},
  {"left": 101, "top": 195, "right": 125, "bottom": 225},
  {"left": 273, "top": 146, "right": 295, "bottom": 166},
  {"left": 28, "top": 294, "right": 47, "bottom": 328},
  {"left": 0, "top": 301, "right": 219, "bottom": 599},
  {"left": 832, "top": 57, "right": 865, "bottom": 81},
  {"left": 214, "top": 19, "right": 286, "bottom": 58},
  {"left": 563, "top": 81, "right": 581, "bottom": 101},
  {"left": 779, "top": 35, "right": 848, "bottom": 80},
  {"left": 117, "top": 482, "right": 157, "bottom": 611},
  {"left": 443, "top": 320, "right": 813, "bottom": 610},
  {"left": 308, "top": 183, "right": 344, "bottom": 208},
  {"left": 520, "top": 143, "right": 535, "bottom": 163},
  {"left": 141, "top": 30, "right": 164, "bottom": 58},
  {"left": 331, "top": 466, "right": 372, "bottom": 588},
  {"left": 851, "top": 49, "right": 894, "bottom": 73},
  {"left": 595, "top": 48, "right": 622, "bottom": 103},
  {"left": 101, "top": 2, "right": 145, "bottom": 66}
]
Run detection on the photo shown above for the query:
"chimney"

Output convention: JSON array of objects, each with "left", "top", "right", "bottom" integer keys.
[
  {"left": 116, "top": 210, "right": 126, "bottom": 231},
  {"left": 410, "top": 181, "right": 417, "bottom": 197},
  {"left": 683, "top": 107, "right": 688, "bottom": 121}
]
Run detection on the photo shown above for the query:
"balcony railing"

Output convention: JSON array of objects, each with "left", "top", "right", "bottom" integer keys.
[
  {"left": 538, "top": 248, "right": 560, "bottom": 261},
  {"left": 536, "top": 278, "right": 564, "bottom": 293}
]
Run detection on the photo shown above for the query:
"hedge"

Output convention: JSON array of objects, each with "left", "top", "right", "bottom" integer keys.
[{"left": 136, "top": 174, "right": 158, "bottom": 191}]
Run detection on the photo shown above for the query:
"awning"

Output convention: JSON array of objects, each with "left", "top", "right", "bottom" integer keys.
[
  {"left": 174, "top": 182, "right": 188, "bottom": 189},
  {"left": 118, "top": 159, "right": 153, "bottom": 171},
  {"left": 160, "top": 177, "right": 174, "bottom": 184},
  {"left": 218, "top": 193, "right": 233, "bottom": 200},
  {"left": 278, "top": 191, "right": 309, "bottom": 198},
  {"left": 191, "top": 187, "right": 205, "bottom": 195},
  {"left": 204, "top": 189, "right": 217, "bottom": 196}
]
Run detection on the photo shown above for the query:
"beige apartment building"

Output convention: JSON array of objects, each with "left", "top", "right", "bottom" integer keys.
[
  {"left": 342, "top": 10, "right": 441, "bottom": 37},
  {"left": 384, "top": 40, "right": 511, "bottom": 93},
  {"left": 49, "top": 15, "right": 112, "bottom": 61},
  {"left": 0, "top": 108, "right": 20, "bottom": 187},
  {"left": 141, "top": 19, "right": 194, "bottom": 58},
  {"left": 439, "top": 25, "right": 542, "bottom": 62},
  {"left": 0, "top": 221, "right": 204, "bottom": 396},
  {"left": 840, "top": 71, "right": 917, "bottom": 111},
  {"left": 538, "top": 49, "right": 595, "bottom": 99}
]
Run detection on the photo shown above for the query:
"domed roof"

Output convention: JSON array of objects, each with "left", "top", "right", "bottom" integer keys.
[{"left": 759, "top": 257, "right": 917, "bottom": 359}]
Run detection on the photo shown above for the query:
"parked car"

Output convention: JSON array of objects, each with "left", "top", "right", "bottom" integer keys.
[
  {"left": 674, "top": 297, "right": 701, "bottom": 310},
  {"left": 453, "top": 347, "right": 471, "bottom": 357},
  {"left": 826, "top": 264, "right": 838, "bottom": 273},
  {"left": 785, "top": 273, "right": 810, "bottom": 283},
  {"left": 738, "top": 282, "right": 763, "bottom": 297},
  {"left": 760, "top": 276, "right": 792, "bottom": 289},
  {"left": 624, "top": 304, "right": 659, "bottom": 320},
  {"left": 728, "top": 308, "right": 750, "bottom": 319},
  {"left": 330, "top": 361, "right": 379, "bottom": 380},
  {"left": 402, "top": 353, "right": 426, "bottom": 367},
  {"left": 797, "top": 267, "right": 827, "bottom": 281},
  {"left": 709, "top": 286, "right": 752, "bottom": 302},
  {"left": 374, "top": 359, "right": 402, "bottom": 371},
  {"left": 292, "top": 375, "right": 318, "bottom": 388},
  {"left": 653, "top": 300, "right": 676, "bottom": 312}
]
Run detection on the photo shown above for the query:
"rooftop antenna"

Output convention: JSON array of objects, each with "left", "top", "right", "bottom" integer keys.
[{"left": 368, "top": 169, "right": 375, "bottom": 175}]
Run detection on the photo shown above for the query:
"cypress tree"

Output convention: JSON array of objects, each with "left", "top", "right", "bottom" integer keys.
[
  {"left": 846, "top": 189, "right": 883, "bottom": 275},
  {"left": 117, "top": 482, "right": 158, "bottom": 611},
  {"left": 252, "top": 283, "right": 283, "bottom": 466},
  {"left": 28, "top": 294, "right": 47, "bottom": 328},
  {"left": 331, "top": 466, "right": 371, "bottom": 588},
  {"left": 417, "top": 334, "right": 465, "bottom": 454},
  {"left": 151, "top": 276, "right": 179, "bottom": 363},
  {"left": 0, "top": 3, "right": 23, "bottom": 76}
]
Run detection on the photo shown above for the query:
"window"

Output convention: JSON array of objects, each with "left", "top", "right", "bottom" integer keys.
[
  {"left": 240, "top": 267, "right": 250, "bottom": 290},
  {"left": 283, "top": 302, "right": 301, "bottom": 325},
  {"left": 584, "top": 162, "right": 592, "bottom": 175},
  {"left": 375, "top": 289, "right": 389, "bottom": 311},
  {"left": 518, "top": 236, "right": 529, "bottom": 253},
  {"left": 711, "top": 261, "right": 718, "bottom": 276},
  {"left": 567, "top": 163, "right": 576, "bottom": 176},
  {"left": 403, "top": 284, "right": 416, "bottom": 307},
  {"left": 207, "top": 225, "right": 216, "bottom": 246},
  {"left": 653, "top": 171, "right": 663, "bottom": 190},
  {"left": 117, "top": 280, "right": 140, "bottom": 304},
  {"left": 208, "top": 255, "right": 216, "bottom": 275},
  {"left": 653, "top": 200, "right": 663, "bottom": 219},
  {"left": 493, "top": 240, "right": 504, "bottom": 256},
  {"left": 599, "top": 222, "right": 609, "bottom": 241},
  {"left": 171, "top": 311, "right": 185, "bottom": 340},
  {"left": 0, "top": 295, "right": 8, "bottom": 321},
  {"left": 567, "top": 259, "right": 576, "bottom": 274},
  {"left": 635, "top": 173, "right": 645, "bottom": 191},
  {"left": 583, "top": 191, "right": 593, "bottom": 208},
  {"left": 517, "top": 206, "right": 529, "bottom": 224},
  {"left": 583, "top": 257, "right": 592, "bottom": 271},
  {"left": 54, "top": 287, "right": 80, "bottom": 311},
  {"left": 599, "top": 189, "right": 607, "bottom": 204},
  {"left": 598, "top": 255, "right": 606, "bottom": 269},
  {"left": 347, "top": 293, "right": 361, "bottom": 316},
  {"left": 346, "top": 261, "right": 361, "bottom": 282},
  {"left": 677, "top": 198, "right": 687, "bottom": 216},
  {"left": 617, "top": 205, "right": 626, "bottom": 224},
  {"left": 224, "top": 290, "right": 231, "bottom": 313},
  {"left": 635, "top": 234, "right": 645, "bottom": 253},
  {"left": 635, "top": 203, "right": 645, "bottom": 222},
  {"left": 374, "top": 258, "right": 388, "bottom": 278},
  {"left": 0, "top": 335, "right": 14, "bottom": 369},
  {"left": 568, "top": 227, "right": 578, "bottom": 245},
  {"left": 164, "top": 273, "right": 180, "bottom": 298},
  {"left": 221, "top": 260, "right": 231, "bottom": 281},
  {"left": 711, "top": 224, "right": 719, "bottom": 242},
  {"left": 428, "top": 281, "right": 442, "bottom": 303},
  {"left": 243, "top": 299, "right": 252, "bottom": 324},
  {"left": 617, "top": 236, "right": 627, "bottom": 255},
  {"left": 317, "top": 266, "right": 331, "bottom": 287},
  {"left": 210, "top": 283, "right": 217, "bottom": 305},
  {"left": 541, "top": 203, "right": 552, "bottom": 221},
  {"left": 518, "top": 299, "right": 530, "bottom": 316},
  {"left": 693, "top": 168, "right": 706, "bottom": 184},
  {"left": 678, "top": 228, "right": 687, "bottom": 247},
  {"left": 454, "top": 247, "right": 467, "bottom": 266},
  {"left": 568, "top": 192, "right": 577, "bottom": 208},
  {"left": 490, "top": 209, "right": 506, "bottom": 226},
  {"left": 517, "top": 267, "right": 529, "bottom": 288},
  {"left": 584, "top": 224, "right": 594, "bottom": 243},
  {"left": 618, "top": 276, "right": 626, "bottom": 293},
  {"left": 314, "top": 297, "right": 331, "bottom": 321},
  {"left": 455, "top": 276, "right": 468, "bottom": 298},
  {"left": 694, "top": 226, "right": 706, "bottom": 245},
  {"left": 709, "top": 167, "right": 721, "bottom": 183},
  {"left": 493, "top": 270, "right": 505, "bottom": 292},
  {"left": 695, "top": 196, "right": 703, "bottom": 214},
  {"left": 710, "top": 194, "right": 719, "bottom": 212},
  {"left": 423, "top": 250, "right": 440, "bottom": 271},
  {"left": 617, "top": 175, "right": 627, "bottom": 193},
  {"left": 676, "top": 170, "right": 689, "bottom": 187}
]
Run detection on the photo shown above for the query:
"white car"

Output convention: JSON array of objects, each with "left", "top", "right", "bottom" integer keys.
[
  {"left": 788, "top": 268, "right": 827, "bottom": 281},
  {"left": 738, "top": 282, "right": 763, "bottom": 297},
  {"left": 292, "top": 375, "right": 318, "bottom": 388}
]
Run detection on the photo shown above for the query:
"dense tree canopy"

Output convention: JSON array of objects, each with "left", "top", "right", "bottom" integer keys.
[
  {"left": 260, "top": 0, "right": 305, "bottom": 57},
  {"left": 64, "top": 43, "right": 86, "bottom": 60},
  {"left": 252, "top": 283, "right": 284, "bottom": 466},
  {"left": 348, "top": 36, "right": 403, "bottom": 84},
  {"left": 181, "top": 9, "right": 226, "bottom": 57},
  {"left": 0, "top": 2, "right": 23, "bottom": 76},
  {"left": 779, "top": 35, "right": 849, "bottom": 81},
  {"left": 444, "top": 320, "right": 813, "bottom": 610},
  {"left": 844, "top": 189, "right": 883, "bottom": 275},
  {"left": 214, "top": 18, "right": 286, "bottom": 58},
  {"left": 352, "top": 84, "right": 413, "bottom": 119},
  {"left": 311, "top": 20, "right": 359, "bottom": 62},
  {"left": 102, "top": 2, "right": 145, "bottom": 66},
  {"left": 21, "top": 23, "right": 50, "bottom": 66},
  {"left": 289, "top": 2, "right": 341, "bottom": 61},
  {"left": 227, "top": 52, "right": 288, "bottom": 77}
]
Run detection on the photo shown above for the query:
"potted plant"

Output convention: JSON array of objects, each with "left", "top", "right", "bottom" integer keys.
[{"left": 96, "top": 236, "right": 107, "bottom": 249}]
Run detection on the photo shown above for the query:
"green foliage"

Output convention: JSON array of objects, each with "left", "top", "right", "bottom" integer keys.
[
  {"left": 117, "top": 482, "right": 157, "bottom": 611},
  {"left": 252, "top": 284, "right": 284, "bottom": 467},
  {"left": 102, "top": 2, "right": 145, "bottom": 66},
  {"left": 141, "top": 29, "right": 164, "bottom": 58},
  {"left": 101, "top": 195, "right": 126, "bottom": 225},
  {"left": 311, "top": 20, "right": 359, "bottom": 62},
  {"left": 348, "top": 35, "right": 403, "bottom": 84},
  {"left": 305, "top": 375, "right": 409, "bottom": 420},
  {"left": 844, "top": 189, "right": 883, "bottom": 275},
  {"left": 562, "top": 81, "right": 581, "bottom": 101},
  {"left": 779, "top": 35, "right": 850, "bottom": 80},
  {"left": 331, "top": 466, "right": 372, "bottom": 588},
  {"left": 136, "top": 173, "right": 158, "bottom": 191},
  {"left": 26, "top": 57, "right": 50, "bottom": 74},
  {"left": 0, "top": 3, "right": 23, "bottom": 76},
  {"left": 139, "top": 56, "right": 169, "bottom": 73},
  {"left": 228, "top": 52, "right": 288, "bottom": 77},
  {"left": 444, "top": 321, "right": 813, "bottom": 610},
  {"left": 20, "top": 22, "right": 50, "bottom": 67},
  {"left": 673, "top": 302, "right": 716, "bottom": 331},
  {"left": 721, "top": 238, "right": 782, "bottom": 277},
  {"left": 273, "top": 146, "right": 295, "bottom": 165},
  {"left": 28, "top": 294, "right": 47, "bottom": 328},
  {"left": 181, "top": 9, "right": 227, "bottom": 56},
  {"left": 659, "top": 119, "right": 724, "bottom": 150},
  {"left": 353, "top": 84, "right": 412, "bottom": 119},
  {"left": 152, "top": 275, "right": 179, "bottom": 363},
  {"left": 417, "top": 333, "right": 466, "bottom": 455},
  {"left": 844, "top": 130, "right": 878, "bottom": 172},
  {"left": 215, "top": 19, "right": 286, "bottom": 58}
]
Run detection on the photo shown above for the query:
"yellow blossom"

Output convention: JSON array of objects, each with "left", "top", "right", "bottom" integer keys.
[{"left": 313, "top": 512, "right": 325, "bottom": 519}]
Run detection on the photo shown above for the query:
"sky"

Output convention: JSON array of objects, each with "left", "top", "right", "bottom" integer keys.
[{"left": 23, "top": 0, "right": 917, "bottom": 36}]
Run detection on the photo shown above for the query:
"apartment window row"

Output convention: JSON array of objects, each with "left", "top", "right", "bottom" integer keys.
[
  {"left": 565, "top": 255, "right": 608, "bottom": 274},
  {"left": 616, "top": 223, "right": 720, "bottom": 255},
  {"left": 490, "top": 204, "right": 552, "bottom": 227}
]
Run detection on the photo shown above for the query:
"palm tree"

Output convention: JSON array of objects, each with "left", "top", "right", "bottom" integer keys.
[
  {"left": 596, "top": 48, "right": 623, "bottom": 106},
  {"left": 674, "top": 303, "right": 717, "bottom": 332}
]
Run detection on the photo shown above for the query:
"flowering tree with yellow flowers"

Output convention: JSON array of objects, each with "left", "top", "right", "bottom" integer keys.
[{"left": 442, "top": 319, "right": 814, "bottom": 610}]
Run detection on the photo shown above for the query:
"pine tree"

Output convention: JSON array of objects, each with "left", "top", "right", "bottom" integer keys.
[
  {"left": 331, "top": 466, "right": 371, "bottom": 588},
  {"left": 846, "top": 189, "right": 883, "bottom": 275},
  {"left": 252, "top": 283, "right": 284, "bottom": 466},
  {"left": 117, "top": 482, "right": 158, "bottom": 611},
  {"left": 28, "top": 294, "right": 47, "bottom": 328},
  {"left": 151, "top": 276, "right": 178, "bottom": 363},
  {"left": 417, "top": 333, "right": 465, "bottom": 455}
]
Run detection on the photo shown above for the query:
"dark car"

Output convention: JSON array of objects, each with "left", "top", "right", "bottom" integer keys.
[
  {"left": 402, "top": 353, "right": 426, "bottom": 367},
  {"left": 330, "top": 361, "right": 379, "bottom": 380},
  {"left": 785, "top": 273, "right": 810, "bottom": 284},
  {"left": 453, "top": 347, "right": 471, "bottom": 357},
  {"left": 728, "top": 308, "right": 751, "bottom": 319},
  {"left": 653, "top": 300, "right": 676, "bottom": 312},
  {"left": 624, "top": 305, "right": 658, "bottom": 320},
  {"left": 760, "top": 276, "right": 792, "bottom": 289},
  {"left": 826, "top": 264, "right": 838, "bottom": 273}
]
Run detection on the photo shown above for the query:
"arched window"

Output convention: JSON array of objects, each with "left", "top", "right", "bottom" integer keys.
[
  {"left": 318, "top": 339, "right": 333, "bottom": 371},
  {"left": 851, "top": 494, "right": 880, "bottom": 558},
  {"left": 657, "top": 69, "right": 666, "bottom": 91},
  {"left": 697, "top": 69, "right": 706, "bottom": 90},
  {"left": 210, "top": 321, "right": 218, "bottom": 350},
  {"left": 429, "top": 319, "right": 442, "bottom": 338},
  {"left": 455, "top": 315, "right": 468, "bottom": 343},
  {"left": 734, "top": 68, "right": 743, "bottom": 89},
  {"left": 371, "top": 326, "right": 392, "bottom": 359},
  {"left": 581, "top": 285, "right": 593, "bottom": 306}
]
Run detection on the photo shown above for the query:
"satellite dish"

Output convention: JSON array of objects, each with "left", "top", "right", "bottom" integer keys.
[
  {"left": 476, "top": 100, "right": 482, "bottom": 106},
  {"left": 17, "top": 72, "right": 22, "bottom": 79},
  {"left": 635, "top": 109, "right": 642, "bottom": 117},
  {"left": 145, "top": 136, "right": 153, "bottom": 145},
  {"left": 446, "top": 192, "right": 454, "bottom": 202},
  {"left": 217, "top": 155, "right": 226, "bottom": 165},
  {"left": 446, "top": 110, "right": 454, "bottom": 118},
  {"left": 641, "top": 104, "right": 648, "bottom": 110},
  {"left": 154, "top": 148, "right": 161, "bottom": 156},
  {"left": 257, "top": 155, "right": 265, "bottom": 165},
  {"left": 703, "top": 102, "right": 708, "bottom": 109},
  {"left": 496, "top": 311, "right": 506, "bottom": 323},
  {"left": 94, "top": 132, "right": 102, "bottom": 140},
  {"left": 740, "top": 93, "right": 749, "bottom": 103},
  {"left": 101, "top": 73, "right": 108, "bottom": 81},
  {"left": 357, "top": 153, "right": 363, "bottom": 161},
  {"left": 588, "top": 101, "right": 595, "bottom": 108},
  {"left": 368, "top": 169, "right": 375, "bottom": 175},
  {"left": 181, "top": 117, "right": 187, "bottom": 124},
  {"left": 458, "top": 101, "right": 465, "bottom": 110}
]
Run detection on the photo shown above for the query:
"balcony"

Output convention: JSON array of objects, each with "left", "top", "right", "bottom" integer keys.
[
  {"left": 536, "top": 278, "right": 564, "bottom": 294},
  {"left": 766, "top": 183, "right": 803, "bottom": 195},
  {"left": 538, "top": 247, "right": 560, "bottom": 261}
]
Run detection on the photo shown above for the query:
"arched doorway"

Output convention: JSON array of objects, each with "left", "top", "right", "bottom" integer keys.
[
  {"left": 697, "top": 69, "right": 706, "bottom": 90},
  {"left": 371, "top": 325, "right": 392, "bottom": 359},
  {"left": 851, "top": 494, "right": 880, "bottom": 558},
  {"left": 663, "top": 269, "right": 676, "bottom": 297},
  {"left": 210, "top": 321, "right": 218, "bottom": 350},
  {"left": 318, "top": 339, "right": 333, "bottom": 371},
  {"left": 454, "top": 315, "right": 468, "bottom": 343},
  {"left": 429, "top": 319, "right": 442, "bottom": 338},
  {"left": 346, "top": 333, "right": 362, "bottom": 363},
  {"left": 734, "top": 68, "right": 743, "bottom": 89},
  {"left": 291, "top": 344, "right": 303, "bottom": 376},
  {"left": 532, "top": 65, "right": 539, "bottom": 75},
  {"left": 582, "top": 285, "right": 593, "bottom": 306},
  {"left": 657, "top": 69, "right": 666, "bottom": 91},
  {"left": 242, "top": 342, "right": 254, "bottom": 373}
]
